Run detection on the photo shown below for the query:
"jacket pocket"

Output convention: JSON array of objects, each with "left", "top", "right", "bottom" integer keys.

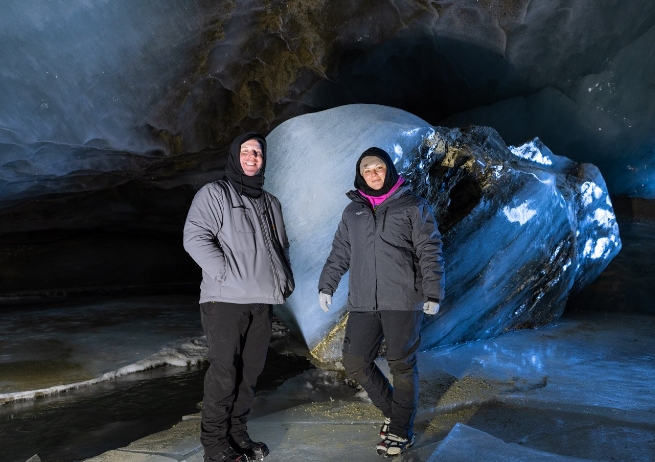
[
  {"left": 379, "top": 211, "right": 412, "bottom": 248},
  {"left": 230, "top": 207, "right": 256, "bottom": 251},
  {"left": 375, "top": 245, "right": 414, "bottom": 307}
]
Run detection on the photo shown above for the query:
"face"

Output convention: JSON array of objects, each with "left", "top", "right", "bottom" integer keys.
[
  {"left": 362, "top": 161, "right": 387, "bottom": 190},
  {"left": 239, "top": 139, "right": 264, "bottom": 176}
]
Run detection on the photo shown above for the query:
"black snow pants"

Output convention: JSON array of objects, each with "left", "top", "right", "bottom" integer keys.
[
  {"left": 199, "top": 301, "right": 272, "bottom": 456},
  {"left": 342, "top": 310, "right": 423, "bottom": 440}
]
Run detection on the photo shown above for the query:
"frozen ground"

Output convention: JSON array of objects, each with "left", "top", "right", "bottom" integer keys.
[
  {"left": 6, "top": 205, "right": 654, "bottom": 462},
  {"left": 84, "top": 312, "right": 655, "bottom": 462}
]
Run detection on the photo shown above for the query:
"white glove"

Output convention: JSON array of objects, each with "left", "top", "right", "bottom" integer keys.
[
  {"left": 423, "top": 301, "right": 440, "bottom": 315},
  {"left": 319, "top": 292, "right": 332, "bottom": 312}
]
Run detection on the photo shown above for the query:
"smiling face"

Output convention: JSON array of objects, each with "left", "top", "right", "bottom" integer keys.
[
  {"left": 239, "top": 138, "right": 264, "bottom": 176},
  {"left": 361, "top": 159, "right": 387, "bottom": 191}
]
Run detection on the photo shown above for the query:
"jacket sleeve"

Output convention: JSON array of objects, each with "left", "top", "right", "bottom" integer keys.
[
  {"left": 183, "top": 184, "right": 227, "bottom": 282},
  {"left": 411, "top": 201, "right": 445, "bottom": 302},
  {"left": 318, "top": 211, "right": 351, "bottom": 295}
]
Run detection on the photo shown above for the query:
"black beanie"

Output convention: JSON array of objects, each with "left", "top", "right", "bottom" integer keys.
[{"left": 354, "top": 147, "right": 399, "bottom": 197}]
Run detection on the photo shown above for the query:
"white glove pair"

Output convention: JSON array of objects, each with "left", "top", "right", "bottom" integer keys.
[{"left": 320, "top": 292, "right": 439, "bottom": 316}]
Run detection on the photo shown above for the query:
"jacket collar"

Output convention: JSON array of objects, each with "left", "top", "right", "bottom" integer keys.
[{"left": 346, "top": 183, "right": 412, "bottom": 210}]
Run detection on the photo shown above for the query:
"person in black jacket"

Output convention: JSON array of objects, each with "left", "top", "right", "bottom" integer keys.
[{"left": 318, "top": 147, "right": 445, "bottom": 458}]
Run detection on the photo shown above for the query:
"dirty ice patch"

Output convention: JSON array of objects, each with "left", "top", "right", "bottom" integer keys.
[
  {"left": 581, "top": 181, "right": 604, "bottom": 206},
  {"left": 509, "top": 141, "right": 553, "bottom": 166},
  {"left": 503, "top": 202, "right": 537, "bottom": 225},
  {"left": 0, "top": 337, "right": 208, "bottom": 405}
]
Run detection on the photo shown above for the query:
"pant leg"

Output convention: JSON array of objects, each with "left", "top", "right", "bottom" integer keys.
[
  {"left": 380, "top": 310, "right": 424, "bottom": 440},
  {"left": 199, "top": 302, "right": 251, "bottom": 456},
  {"left": 341, "top": 311, "right": 393, "bottom": 418},
  {"left": 229, "top": 303, "right": 272, "bottom": 440}
]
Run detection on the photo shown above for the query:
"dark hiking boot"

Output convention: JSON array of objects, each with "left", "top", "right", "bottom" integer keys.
[
  {"left": 204, "top": 446, "right": 248, "bottom": 462},
  {"left": 234, "top": 437, "right": 269, "bottom": 461}
]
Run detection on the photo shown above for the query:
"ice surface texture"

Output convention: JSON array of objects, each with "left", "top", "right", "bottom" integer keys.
[
  {"left": 1, "top": 0, "right": 654, "bottom": 203},
  {"left": 266, "top": 104, "right": 621, "bottom": 362}
]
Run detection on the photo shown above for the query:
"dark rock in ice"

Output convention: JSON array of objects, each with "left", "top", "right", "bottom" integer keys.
[
  {"left": 266, "top": 104, "right": 621, "bottom": 363},
  {"left": 407, "top": 127, "right": 621, "bottom": 350}
]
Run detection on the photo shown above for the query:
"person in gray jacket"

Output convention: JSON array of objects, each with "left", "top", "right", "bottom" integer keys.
[
  {"left": 184, "top": 132, "right": 294, "bottom": 462},
  {"left": 318, "top": 147, "right": 444, "bottom": 458}
]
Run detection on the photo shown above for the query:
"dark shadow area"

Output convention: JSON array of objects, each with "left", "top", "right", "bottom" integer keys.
[
  {"left": 306, "top": 34, "right": 522, "bottom": 125},
  {"left": 0, "top": 145, "right": 227, "bottom": 305},
  {"left": 0, "top": 226, "right": 199, "bottom": 304},
  {"left": 430, "top": 162, "right": 483, "bottom": 235},
  {"left": 566, "top": 197, "right": 655, "bottom": 316}
]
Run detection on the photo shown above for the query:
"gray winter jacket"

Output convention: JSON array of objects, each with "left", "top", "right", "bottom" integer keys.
[
  {"left": 318, "top": 185, "right": 444, "bottom": 311},
  {"left": 183, "top": 180, "right": 294, "bottom": 305}
]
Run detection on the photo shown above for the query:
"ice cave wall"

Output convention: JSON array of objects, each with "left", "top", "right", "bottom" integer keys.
[
  {"left": 1, "top": 0, "right": 654, "bottom": 202},
  {"left": 0, "top": 0, "right": 651, "bottom": 300}
]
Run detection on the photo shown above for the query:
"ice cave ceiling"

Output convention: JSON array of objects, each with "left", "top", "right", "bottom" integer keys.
[{"left": 0, "top": 0, "right": 653, "bottom": 299}]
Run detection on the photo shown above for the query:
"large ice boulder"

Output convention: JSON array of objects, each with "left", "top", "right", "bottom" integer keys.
[{"left": 266, "top": 104, "right": 621, "bottom": 363}]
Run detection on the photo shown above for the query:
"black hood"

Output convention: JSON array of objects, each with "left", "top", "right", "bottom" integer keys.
[
  {"left": 223, "top": 131, "right": 267, "bottom": 197},
  {"left": 354, "top": 147, "right": 399, "bottom": 197}
]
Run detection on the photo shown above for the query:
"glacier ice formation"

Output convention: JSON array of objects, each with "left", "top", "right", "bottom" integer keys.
[{"left": 266, "top": 104, "right": 621, "bottom": 363}]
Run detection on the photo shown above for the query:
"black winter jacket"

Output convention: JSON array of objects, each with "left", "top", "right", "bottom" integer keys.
[{"left": 318, "top": 185, "right": 445, "bottom": 311}]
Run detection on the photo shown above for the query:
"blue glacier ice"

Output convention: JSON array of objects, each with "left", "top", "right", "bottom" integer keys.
[{"left": 266, "top": 104, "right": 621, "bottom": 362}]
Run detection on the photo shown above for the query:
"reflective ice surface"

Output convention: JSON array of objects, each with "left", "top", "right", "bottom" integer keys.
[
  {"left": 0, "top": 295, "right": 204, "bottom": 399},
  {"left": 422, "top": 314, "right": 655, "bottom": 415}
]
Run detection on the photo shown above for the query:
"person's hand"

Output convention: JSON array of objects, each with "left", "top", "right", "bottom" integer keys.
[
  {"left": 319, "top": 292, "right": 332, "bottom": 312},
  {"left": 423, "top": 301, "right": 440, "bottom": 315}
]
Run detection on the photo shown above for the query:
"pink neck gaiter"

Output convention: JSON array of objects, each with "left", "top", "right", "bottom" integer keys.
[{"left": 359, "top": 176, "right": 405, "bottom": 209}]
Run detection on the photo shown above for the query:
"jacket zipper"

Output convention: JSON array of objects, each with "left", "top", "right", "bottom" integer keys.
[
  {"left": 253, "top": 197, "right": 282, "bottom": 300},
  {"left": 372, "top": 206, "right": 378, "bottom": 311}
]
